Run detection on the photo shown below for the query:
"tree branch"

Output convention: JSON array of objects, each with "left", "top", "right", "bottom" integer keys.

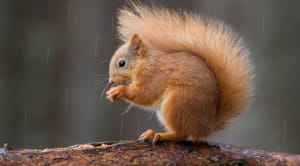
[{"left": 0, "top": 141, "right": 299, "bottom": 165}]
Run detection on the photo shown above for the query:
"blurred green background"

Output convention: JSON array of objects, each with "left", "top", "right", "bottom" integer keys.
[{"left": 0, "top": 0, "right": 299, "bottom": 154}]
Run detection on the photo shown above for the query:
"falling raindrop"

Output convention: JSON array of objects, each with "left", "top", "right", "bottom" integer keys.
[
  {"left": 24, "top": 104, "right": 28, "bottom": 126},
  {"left": 137, "top": 120, "right": 141, "bottom": 135},
  {"left": 68, "top": 0, "right": 72, "bottom": 24},
  {"left": 87, "top": 93, "right": 91, "bottom": 105},
  {"left": 24, "top": 136, "right": 29, "bottom": 148},
  {"left": 65, "top": 88, "right": 69, "bottom": 109},
  {"left": 46, "top": 45, "right": 50, "bottom": 64},
  {"left": 94, "top": 36, "right": 98, "bottom": 57},
  {"left": 120, "top": 114, "right": 124, "bottom": 137},
  {"left": 262, "top": 16, "right": 265, "bottom": 37},
  {"left": 111, "top": 17, "right": 114, "bottom": 36},
  {"left": 120, "top": 105, "right": 133, "bottom": 138},
  {"left": 282, "top": 120, "right": 287, "bottom": 141}
]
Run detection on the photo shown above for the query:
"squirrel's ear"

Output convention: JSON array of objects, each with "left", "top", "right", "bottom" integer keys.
[{"left": 128, "top": 34, "right": 145, "bottom": 57}]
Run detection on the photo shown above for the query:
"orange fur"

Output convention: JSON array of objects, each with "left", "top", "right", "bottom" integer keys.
[{"left": 107, "top": 2, "right": 254, "bottom": 143}]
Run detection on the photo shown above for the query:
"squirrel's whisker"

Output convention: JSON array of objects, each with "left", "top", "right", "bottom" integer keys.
[
  {"left": 100, "top": 82, "right": 111, "bottom": 99},
  {"left": 121, "top": 104, "right": 133, "bottom": 115}
]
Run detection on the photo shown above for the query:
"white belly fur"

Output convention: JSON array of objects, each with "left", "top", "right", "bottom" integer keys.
[{"left": 125, "top": 88, "right": 170, "bottom": 129}]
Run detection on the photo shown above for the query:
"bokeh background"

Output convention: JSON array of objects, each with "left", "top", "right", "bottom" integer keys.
[{"left": 1, "top": 0, "right": 299, "bottom": 154}]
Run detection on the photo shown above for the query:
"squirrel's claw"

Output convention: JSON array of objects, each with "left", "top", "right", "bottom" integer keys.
[
  {"left": 139, "top": 129, "right": 160, "bottom": 145},
  {"left": 152, "top": 133, "right": 161, "bottom": 145}
]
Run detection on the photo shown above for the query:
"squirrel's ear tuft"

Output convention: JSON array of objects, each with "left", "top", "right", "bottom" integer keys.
[{"left": 128, "top": 34, "right": 145, "bottom": 57}]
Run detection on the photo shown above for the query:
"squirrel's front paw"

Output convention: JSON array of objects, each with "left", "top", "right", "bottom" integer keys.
[{"left": 106, "top": 86, "right": 124, "bottom": 102}]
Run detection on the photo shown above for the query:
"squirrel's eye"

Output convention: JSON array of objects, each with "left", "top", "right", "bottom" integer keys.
[{"left": 118, "top": 60, "right": 126, "bottom": 68}]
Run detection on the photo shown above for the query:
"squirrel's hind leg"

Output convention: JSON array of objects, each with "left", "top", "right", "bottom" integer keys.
[{"left": 139, "top": 89, "right": 194, "bottom": 144}]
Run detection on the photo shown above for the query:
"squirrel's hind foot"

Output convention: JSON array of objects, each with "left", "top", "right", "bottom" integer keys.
[{"left": 139, "top": 129, "right": 186, "bottom": 145}]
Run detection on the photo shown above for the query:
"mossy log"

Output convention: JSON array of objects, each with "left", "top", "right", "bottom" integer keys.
[{"left": 0, "top": 140, "right": 300, "bottom": 165}]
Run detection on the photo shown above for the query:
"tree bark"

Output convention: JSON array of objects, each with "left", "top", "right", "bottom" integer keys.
[{"left": 0, "top": 141, "right": 299, "bottom": 166}]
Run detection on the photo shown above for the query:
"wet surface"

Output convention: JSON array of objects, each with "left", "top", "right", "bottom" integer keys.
[{"left": 0, "top": 141, "right": 300, "bottom": 166}]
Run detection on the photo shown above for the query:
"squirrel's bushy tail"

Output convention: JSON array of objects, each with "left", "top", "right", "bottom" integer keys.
[{"left": 117, "top": 2, "right": 254, "bottom": 129}]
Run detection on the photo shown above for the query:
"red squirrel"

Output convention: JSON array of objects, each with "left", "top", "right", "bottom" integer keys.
[{"left": 106, "top": 2, "right": 254, "bottom": 144}]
